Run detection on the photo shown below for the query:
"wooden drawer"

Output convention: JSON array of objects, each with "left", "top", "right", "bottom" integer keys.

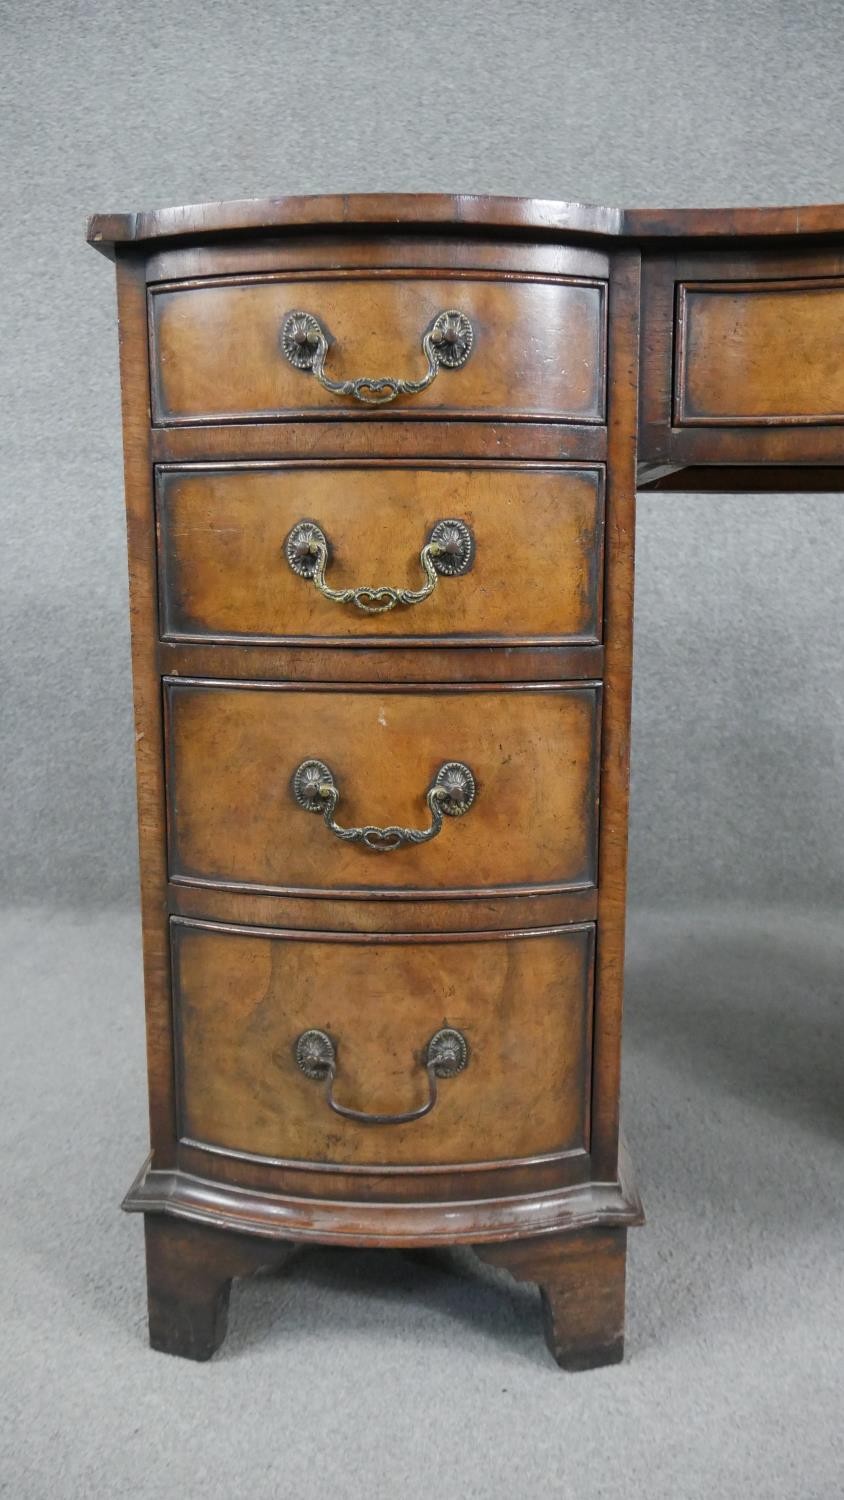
[
  {"left": 157, "top": 462, "right": 605, "bottom": 646},
  {"left": 172, "top": 918, "right": 594, "bottom": 1168},
  {"left": 675, "top": 277, "right": 844, "bottom": 427},
  {"left": 639, "top": 254, "right": 844, "bottom": 472},
  {"left": 165, "top": 681, "right": 600, "bottom": 897},
  {"left": 149, "top": 272, "right": 607, "bottom": 425}
]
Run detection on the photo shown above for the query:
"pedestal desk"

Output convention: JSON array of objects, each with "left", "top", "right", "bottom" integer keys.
[{"left": 87, "top": 195, "right": 844, "bottom": 1367}]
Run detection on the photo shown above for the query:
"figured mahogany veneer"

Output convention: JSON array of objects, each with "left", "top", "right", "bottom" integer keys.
[
  {"left": 172, "top": 919, "right": 594, "bottom": 1169},
  {"left": 639, "top": 245, "right": 844, "bottom": 477},
  {"left": 149, "top": 272, "right": 607, "bottom": 425},
  {"left": 157, "top": 462, "right": 604, "bottom": 646},
  {"left": 675, "top": 278, "right": 844, "bottom": 427},
  {"left": 88, "top": 191, "right": 843, "bottom": 1371},
  {"left": 164, "top": 680, "right": 600, "bottom": 897}
]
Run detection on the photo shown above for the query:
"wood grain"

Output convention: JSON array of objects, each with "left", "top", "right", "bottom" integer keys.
[
  {"left": 144, "top": 234, "right": 610, "bottom": 288},
  {"left": 158, "top": 639, "right": 605, "bottom": 684},
  {"left": 639, "top": 249, "right": 844, "bottom": 470},
  {"left": 157, "top": 461, "right": 604, "bottom": 645},
  {"left": 477, "top": 1227, "right": 628, "bottom": 1370},
  {"left": 88, "top": 193, "right": 625, "bottom": 250},
  {"left": 589, "top": 252, "right": 640, "bottom": 1180},
  {"left": 675, "top": 278, "right": 844, "bottom": 425},
  {"left": 87, "top": 191, "right": 844, "bottom": 254},
  {"left": 165, "top": 680, "right": 601, "bottom": 896},
  {"left": 149, "top": 272, "right": 606, "bottom": 424},
  {"left": 90, "top": 187, "right": 844, "bottom": 1366},
  {"left": 144, "top": 1215, "right": 291, "bottom": 1360},
  {"left": 125, "top": 1140, "right": 644, "bottom": 1243},
  {"left": 151, "top": 418, "right": 608, "bottom": 465},
  {"left": 168, "top": 880, "right": 598, "bottom": 933},
  {"left": 171, "top": 918, "right": 595, "bottom": 1169},
  {"left": 114, "top": 255, "right": 177, "bottom": 1164}
]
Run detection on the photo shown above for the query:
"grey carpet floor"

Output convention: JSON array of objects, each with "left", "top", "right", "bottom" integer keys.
[{"left": 1, "top": 906, "right": 841, "bottom": 1500}]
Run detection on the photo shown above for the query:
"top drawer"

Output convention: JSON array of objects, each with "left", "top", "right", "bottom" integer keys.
[
  {"left": 149, "top": 272, "right": 607, "bottom": 426},
  {"left": 639, "top": 252, "right": 844, "bottom": 471},
  {"left": 675, "top": 277, "right": 844, "bottom": 427}
]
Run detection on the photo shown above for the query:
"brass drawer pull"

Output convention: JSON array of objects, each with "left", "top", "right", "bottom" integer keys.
[
  {"left": 294, "top": 1027, "right": 469, "bottom": 1125},
  {"left": 284, "top": 517, "right": 474, "bottom": 615},
  {"left": 280, "top": 308, "right": 474, "bottom": 405},
  {"left": 292, "top": 758, "right": 476, "bottom": 852}
]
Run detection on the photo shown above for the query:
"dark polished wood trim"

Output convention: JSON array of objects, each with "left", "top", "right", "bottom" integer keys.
[
  {"left": 179, "top": 1135, "right": 590, "bottom": 1178},
  {"left": 590, "top": 251, "right": 640, "bottom": 1181},
  {"left": 638, "top": 463, "right": 844, "bottom": 491},
  {"left": 143, "top": 1216, "right": 293, "bottom": 1359},
  {"left": 158, "top": 641, "right": 605, "bottom": 683},
  {"left": 163, "top": 631, "right": 603, "bottom": 651},
  {"left": 155, "top": 455, "right": 605, "bottom": 476},
  {"left": 114, "top": 254, "right": 177, "bottom": 1166},
  {"left": 163, "top": 675, "right": 602, "bottom": 694},
  {"left": 151, "top": 421, "right": 609, "bottom": 464},
  {"left": 144, "top": 235, "right": 610, "bottom": 286},
  {"left": 123, "top": 1145, "right": 643, "bottom": 1246},
  {"left": 172, "top": 1135, "right": 593, "bottom": 1206},
  {"left": 169, "top": 880, "right": 598, "bottom": 932},
  {"left": 151, "top": 265, "right": 608, "bottom": 292},
  {"left": 88, "top": 192, "right": 844, "bottom": 254},
  {"left": 640, "top": 425, "right": 844, "bottom": 468},
  {"left": 626, "top": 202, "right": 844, "bottom": 241},
  {"left": 90, "top": 195, "right": 625, "bottom": 251},
  {"left": 476, "top": 1226, "right": 629, "bottom": 1370},
  {"left": 170, "top": 914, "right": 595, "bottom": 944},
  {"left": 170, "top": 873, "right": 597, "bottom": 904}
]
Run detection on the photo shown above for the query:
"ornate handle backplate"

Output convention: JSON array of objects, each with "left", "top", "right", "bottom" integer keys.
[
  {"left": 292, "top": 758, "right": 476, "bottom": 852},
  {"left": 280, "top": 308, "right": 474, "bottom": 406},
  {"left": 284, "top": 517, "right": 474, "bottom": 615},
  {"left": 294, "top": 1026, "right": 469, "bottom": 1124}
]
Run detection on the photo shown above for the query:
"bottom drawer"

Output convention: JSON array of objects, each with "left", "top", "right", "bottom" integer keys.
[{"left": 172, "top": 918, "right": 594, "bottom": 1170}]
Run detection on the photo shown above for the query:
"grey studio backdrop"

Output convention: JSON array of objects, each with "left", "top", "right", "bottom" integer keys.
[
  {"left": 3, "top": 0, "right": 844, "bottom": 909},
  {"left": 1, "top": 0, "right": 844, "bottom": 906},
  {"left": 2, "top": 4, "right": 843, "bottom": 1500}
]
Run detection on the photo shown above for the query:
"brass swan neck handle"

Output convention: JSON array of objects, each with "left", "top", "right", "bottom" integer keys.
[
  {"left": 280, "top": 308, "right": 474, "bottom": 405},
  {"left": 293, "top": 1027, "right": 470, "bottom": 1125},
  {"left": 292, "top": 759, "right": 476, "bottom": 853},
  {"left": 284, "top": 517, "right": 474, "bottom": 615}
]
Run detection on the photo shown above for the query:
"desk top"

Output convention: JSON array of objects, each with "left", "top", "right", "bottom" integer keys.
[{"left": 86, "top": 193, "right": 844, "bottom": 253}]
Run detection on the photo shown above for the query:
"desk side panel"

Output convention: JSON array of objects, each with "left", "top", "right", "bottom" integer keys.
[{"left": 115, "top": 253, "right": 177, "bottom": 1162}]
